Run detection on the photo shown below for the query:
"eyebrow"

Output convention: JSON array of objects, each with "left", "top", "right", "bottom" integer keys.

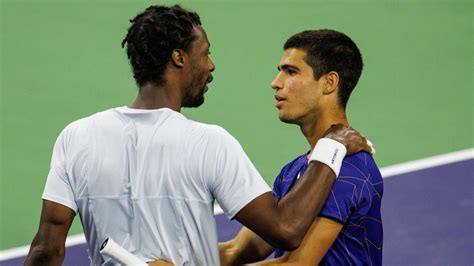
[{"left": 277, "top": 64, "right": 300, "bottom": 71}]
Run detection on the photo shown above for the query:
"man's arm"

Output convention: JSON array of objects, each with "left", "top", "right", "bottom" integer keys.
[
  {"left": 249, "top": 217, "right": 342, "bottom": 265},
  {"left": 219, "top": 226, "right": 274, "bottom": 266},
  {"left": 233, "top": 125, "right": 370, "bottom": 251},
  {"left": 24, "top": 200, "right": 75, "bottom": 266},
  {"left": 233, "top": 163, "right": 333, "bottom": 251}
]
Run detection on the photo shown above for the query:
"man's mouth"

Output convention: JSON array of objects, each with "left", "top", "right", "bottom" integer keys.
[
  {"left": 206, "top": 75, "right": 213, "bottom": 84},
  {"left": 203, "top": 75, "right": 213, "bottom": 92},
  {"left": 275, "top": 95, "right": 286, "bottom": 107}
]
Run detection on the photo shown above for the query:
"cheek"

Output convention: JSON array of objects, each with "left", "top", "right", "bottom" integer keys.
[{"left": 287, "top": 80, "right": 316, "bottom": 105}]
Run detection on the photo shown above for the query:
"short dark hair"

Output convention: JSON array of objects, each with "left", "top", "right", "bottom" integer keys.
[
  {"left": 122, "top": 5, "right": 201, "bottom": 87},
  {"left": 284, "top": 29, "right": 363, "bottom": 109}
]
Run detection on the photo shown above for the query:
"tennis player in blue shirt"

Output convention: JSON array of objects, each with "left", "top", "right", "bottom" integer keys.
[{"left": 220, "top": 29, "right": 383, "bottom": 265}]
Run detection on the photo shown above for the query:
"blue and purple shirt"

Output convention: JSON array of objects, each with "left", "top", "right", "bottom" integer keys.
[{"left": 273, "top": 151, "right": 384, "bottom": 266}]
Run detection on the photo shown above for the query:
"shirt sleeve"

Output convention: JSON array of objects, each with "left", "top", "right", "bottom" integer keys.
[
  {"left": 208, "top": 127, "right": 271, "bottom": 219},
  {"left": 272, "top": 172, "right": 282, "bottom": 200},
  {"left": 42, "top": 127, "right": 78, "bottom": 213},
  {"left": 318, "top": 163, "right": 361, "bottom": 224}
]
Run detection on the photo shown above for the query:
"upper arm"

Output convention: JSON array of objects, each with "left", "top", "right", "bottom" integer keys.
[
  {"left": 254, "top": 217, "right": 343, "bottom": 265},
  {"left": 318, "top": 159, "right": 369, "bottom": 224},
  {"left": 36, "top": 200, "right": 75, "bottom": 240},
  {"left": 220, "top": 226, "right": 274, "bottom": 265},
  {"left": 208, "top": 128, "right": 270, "bottom": 219},
  {"left": 43, "top": 126, "right": 78, "bottom": 212},
  {"left": 25, "top": 200, "right": 75, "bottom": 265}
]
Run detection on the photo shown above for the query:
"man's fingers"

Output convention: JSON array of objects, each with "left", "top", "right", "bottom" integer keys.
[
  {"left": 323, "top": 124, "right": 375, "bottom": 155},
  {"left": 367, "top": 139, "right": 376, "bottom": 155}
]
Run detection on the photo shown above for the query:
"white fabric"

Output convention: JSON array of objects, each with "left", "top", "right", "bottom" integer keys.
[
  {"left": 42, "top": 107, "right": 270, "bottom": 266},
  {"left": 309, "top": 138, "right": 347, "bottom": 176}
]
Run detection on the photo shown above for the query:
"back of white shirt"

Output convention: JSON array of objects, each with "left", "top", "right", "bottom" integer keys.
[{"left": 42, "top": 107, "right": 270, "bottom": 265}]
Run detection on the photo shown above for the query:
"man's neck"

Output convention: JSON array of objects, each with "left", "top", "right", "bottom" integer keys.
[
  {"left": 300, "top": 108, "right": 348, "bottom": 151},
  {"left": 129, "top": 82, "right": 182, "bottom": 112}
]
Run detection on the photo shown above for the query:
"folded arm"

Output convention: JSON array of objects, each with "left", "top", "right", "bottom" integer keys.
[
  {"left": 233, "top": 125, "right": 369, "bottom": 251},
  {"left": 220, "top": 226, "right": 274, "bottom": 265},
  {"left": 249, "top": 217, "right": 343, "bottom": 265},
  {"left": 233, "top": 161, "right": 336, "bottom": 251}
]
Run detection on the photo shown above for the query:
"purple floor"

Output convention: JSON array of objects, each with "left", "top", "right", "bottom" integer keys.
[
  {"left": 382, "top": 159, "right": 473, "bottom": 265},
  {"left": 3, "top": 159, "right": 472, "bottom": 265}
]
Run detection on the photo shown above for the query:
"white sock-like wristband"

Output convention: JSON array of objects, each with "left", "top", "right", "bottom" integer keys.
[{"left": 309, "top": 138, "right": 347, "bottom": 177}]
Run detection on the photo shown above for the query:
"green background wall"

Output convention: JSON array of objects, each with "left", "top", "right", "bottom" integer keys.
[{"left": 1, "top": 0, "right": 472, "bottom": 250}]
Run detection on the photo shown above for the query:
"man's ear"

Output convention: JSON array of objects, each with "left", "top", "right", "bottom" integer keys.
[
  {"left": 171, "top": 49, "right": 186, "bottom": 68},
  {"left": 322, "top": 71, "right": 340, "bottom": 95}
]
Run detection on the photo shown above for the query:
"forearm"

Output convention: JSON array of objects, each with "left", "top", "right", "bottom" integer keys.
[
  {"left": 251, "top": 217, "right": 343, "bottom": 266},
  {"left": 245, "top": 252, "right": 295, "bottom": 266},
  {"left": 220, "top": 227, "right": 274, "bottom": 265},
  {"left": 24, "top": 235, "right": 65, "bottom": 266},
  {"left": 235, "top": 126, "right": 369, "bottom": 251},
  {"left": 234, "top": 162, "right": 336, "bottom": 251},
  {"left": 219, "top": 241, "right": 239, "bottom": 266},
  {"left": 272, "top": 161, "right": 335, "bottom": 244},
  {"left": 25, "top": 200, "right": 74, "bottom": 266},
  {"left": 247, "top": 258, "right": 290, "bottom": 266}
]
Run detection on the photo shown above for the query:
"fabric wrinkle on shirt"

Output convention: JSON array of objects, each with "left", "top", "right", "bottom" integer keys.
[{"left": 42, "top": 106, "right": 271, "bottom": 266}]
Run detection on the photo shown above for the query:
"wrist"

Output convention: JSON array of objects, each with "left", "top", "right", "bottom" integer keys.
[{"left": 308, "top": 138, "right": 347, "bottom": 176}]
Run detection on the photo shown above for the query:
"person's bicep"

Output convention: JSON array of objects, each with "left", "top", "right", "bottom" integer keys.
[
  {"left": 220, "top": 226, "right": 274, "bottom": 265},
  {"left": 36, "top": 200, "right": 75, "bottom": 242}
]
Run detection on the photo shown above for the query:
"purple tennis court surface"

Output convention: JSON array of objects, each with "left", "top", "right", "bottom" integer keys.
[{"left": 2, "top": 159, "right": 472, "bottom": 265}]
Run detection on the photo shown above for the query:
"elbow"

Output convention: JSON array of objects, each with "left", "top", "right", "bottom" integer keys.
[
  {"left": 272, "top": 223, "right": 304, "bottom": 251},
  {"left": 25, "top": 244, "right": 64, "bottom": 265}
]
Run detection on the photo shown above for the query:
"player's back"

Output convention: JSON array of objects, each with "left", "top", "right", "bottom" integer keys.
[{"left": 61, "top": 107, "right": 228, "bottom": 265}]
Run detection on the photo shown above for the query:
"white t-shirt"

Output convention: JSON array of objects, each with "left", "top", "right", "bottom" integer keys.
[{"left": 42, "top": 107, "right": 271, "bottom": 265}]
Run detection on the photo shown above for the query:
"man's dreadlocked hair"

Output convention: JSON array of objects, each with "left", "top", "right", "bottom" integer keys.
[{"left": 122, "top": 5, "right": 201, "bottom": 87}]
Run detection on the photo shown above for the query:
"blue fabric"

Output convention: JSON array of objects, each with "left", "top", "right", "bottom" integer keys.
[{"left": 273, "top": 151, "right": 384, "bottom": 266}]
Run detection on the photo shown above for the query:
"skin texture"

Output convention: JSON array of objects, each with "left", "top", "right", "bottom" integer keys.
[
  {"left": 25, "top": 25, "right": 370, "bottom": 265},
  {"left": 24, "top": 201, "right": 75, "bottom": 266},
  {"left": 273, "top": 48, "right": 348, "bottom": 150},
  {"left": 218, "top": 48, "right": 364, "bottom": 265},
  {"left": 253, "top": 217, "right": 343, "bottom": 265}
]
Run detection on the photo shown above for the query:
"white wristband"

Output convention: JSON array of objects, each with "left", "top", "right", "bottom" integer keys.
[{"left": 309, "top": 138, "right": 347, "bottom": 177}]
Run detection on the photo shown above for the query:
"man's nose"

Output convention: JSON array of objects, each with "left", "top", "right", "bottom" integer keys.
[
  {"left": 209, "top": 58, "right": 215, "bottom": 72},
  {"left": 271, "top": 73, "right": 283, "bottom": 90}
]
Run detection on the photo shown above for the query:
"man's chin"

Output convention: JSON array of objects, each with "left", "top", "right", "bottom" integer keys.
[
  {"left": 182, "top": 96, "right": 205, "bottom": 108},
  {"left": 278, "top": 113, "right": 297, "bottom": 125}
]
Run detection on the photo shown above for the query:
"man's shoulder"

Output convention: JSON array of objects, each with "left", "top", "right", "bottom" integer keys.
[
  {"left": 275, "top": 152, "right": 309, "bottom": 181},
  {"left": 340, "top": 152, "right": 382, "bottom": 181},
  {"left": 284, "top": 152, "right": 308, "bottom": 169},
  {"left": 57, "top": 108, "right": 121, "bottom": 142},
  {"left": 61, "top": 113, "right": 96, "bottom": 136},
  {"left": 185, "top": 119, "right": 235, "bottom": 141}
]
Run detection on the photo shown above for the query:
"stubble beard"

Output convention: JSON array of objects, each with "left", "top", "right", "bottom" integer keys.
[{"left": 182, "top": 69, "right": 206, "bottom": 108}]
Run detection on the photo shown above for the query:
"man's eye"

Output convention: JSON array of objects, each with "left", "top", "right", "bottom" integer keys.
[{"left": 287, "top": 69, "right": 297, "bottom": 75}]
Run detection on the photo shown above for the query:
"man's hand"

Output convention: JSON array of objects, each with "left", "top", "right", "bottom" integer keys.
[
  {"left": 148, "top": 260, "right": 173, "bottom": 265},
  {"left": 323, "top": 124, "right": 374, "bottom": 155}
]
